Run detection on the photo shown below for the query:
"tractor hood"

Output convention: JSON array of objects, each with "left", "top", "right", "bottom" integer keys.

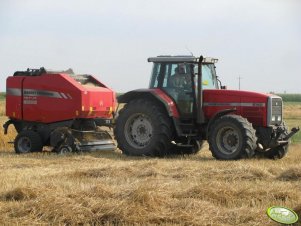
[
  {"left": 203, "top": 89, "right": 280, "bottom": 127},
  {"left": 203, "top": 89, "right": 274, "bottom": 98},
  {"left": 203, "top": 89, "right": 275, "bottom": 103}
]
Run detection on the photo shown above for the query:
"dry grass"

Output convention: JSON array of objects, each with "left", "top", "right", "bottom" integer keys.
[
  {"left": 0, "top": 146, "right": 301, "bottom": 225},
  {"left": 0, "top": 100, "right": 301, "bottom": 225},
  {"left": 0, "top": 100, "right": 5, "bottom": 116},
  {"left": 283, "top": 102, "right": 301, "bottom": 119},
  {"left": 0, "top": 100, "right": 16, "bottom": 151},
  {"left": 283, "top": 102, "right": 301, "bottom": 143}
]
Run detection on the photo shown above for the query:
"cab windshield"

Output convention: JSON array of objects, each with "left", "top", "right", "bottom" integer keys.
[
  {"left": 196, "top": 64, "right": 218, "bottom": 89},
  {"left": 149, "top": 63, "right": 218, "bottom": 90}
]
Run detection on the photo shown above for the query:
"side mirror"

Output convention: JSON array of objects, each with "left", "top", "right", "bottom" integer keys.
[{"left": 221, "top": 85, "right": 227, "bottom": 90}]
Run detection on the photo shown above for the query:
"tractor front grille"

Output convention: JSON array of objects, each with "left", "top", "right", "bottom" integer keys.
[{"left": 267, "top": 97, "right": 283, "bottom": 126}]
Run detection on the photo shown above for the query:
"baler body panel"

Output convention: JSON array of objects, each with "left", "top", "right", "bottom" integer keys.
[
  {"left": 6, "top": 73, "right": 116, "bottom": 123},
  {"left": 203, "top": 89, "right": 271, "bottom": 127},
  {"left": 6, "top": 76, "right": 24, "bottom": 120}
]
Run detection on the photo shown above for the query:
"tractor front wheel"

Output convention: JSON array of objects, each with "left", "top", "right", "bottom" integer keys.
[
  {"left": 208, "top": 115, "right": 257, "bottom": 160},
  {"left": 114, "top": 99, "right": 173, "bottom": 156}
]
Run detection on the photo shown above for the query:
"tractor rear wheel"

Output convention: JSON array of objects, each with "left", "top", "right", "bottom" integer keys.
[
  {"left": 57, "top": 145, "right": 73, "bottom": 154},
  {"left": 114, "top": 99, "right": 173, "bottom": 156},
  {"left": 208, "top": 115, "right": 257, "bottom": 160},
  {"left": 14, "top": 131, "right": 43, "bottom": 154}
]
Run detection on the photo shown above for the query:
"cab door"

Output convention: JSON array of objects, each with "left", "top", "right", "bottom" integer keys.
[{"left": 149, "top": 63, "right": 194, "bottom": 118}]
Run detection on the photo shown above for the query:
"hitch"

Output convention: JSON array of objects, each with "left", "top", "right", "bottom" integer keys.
[
  {"left": 266, "top": 126, "right": 299, "bottom": 149},
  {"left": 3, "top": 120, "right": 12, "bottom": 135},
  {"left": 284, "top": 127, "right": 300, "bottom": 141}
]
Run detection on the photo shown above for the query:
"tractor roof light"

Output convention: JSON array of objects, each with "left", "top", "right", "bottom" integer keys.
[
  {"left": 148, "top": 56, "right": 218, "bottom": 63},
  {"left": 202, "top": 57, "right": 218, "bottom": 63}
]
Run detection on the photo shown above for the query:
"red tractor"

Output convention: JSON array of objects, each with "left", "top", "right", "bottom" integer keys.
[
  {"left": 115, "top": 56, "right": 299, "bottom": 160},
  {"left": 4, "top": 68, "right": 116, "bottom": 154}
]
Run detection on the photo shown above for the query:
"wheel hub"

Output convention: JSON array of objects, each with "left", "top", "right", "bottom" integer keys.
[
  {"left": 18, "top": 137, "right": 31, "bottom": 153},
  {"left": 225, "top": 133, "right": 238, "bottom": 147},
  {"left": 217, "top": 127, "right": 239, "bottom": 154},
  {"left": 125, "top": 114, "right": 153, "bottom": 149}
]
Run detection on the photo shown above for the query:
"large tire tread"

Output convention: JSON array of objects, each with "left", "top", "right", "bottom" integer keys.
[
  {"left": 14, "top": 130, "right": 43, "bottom": 154},
  {"left": 208, "top": 115, "right": 257, "bottom": 160},
  {"left": 114, "top": 99, "right": 173, "bottom": 156}
]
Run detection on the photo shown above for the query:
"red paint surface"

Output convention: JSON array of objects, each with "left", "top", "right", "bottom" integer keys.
[
  {"left": 203, "top": 89, "right": 271, "bottom": 126},
  {"left": 6, "top": 73, "right": 116, "bottom": 123},
  {"left": 150, "top": 89, "right": 180, "bottom": 118}
]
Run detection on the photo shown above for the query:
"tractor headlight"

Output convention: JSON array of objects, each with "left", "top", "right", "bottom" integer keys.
[{"left": 271, "top": 115, "right": 281, "bottom": 122}]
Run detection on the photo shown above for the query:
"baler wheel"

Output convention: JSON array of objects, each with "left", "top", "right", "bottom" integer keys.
[
  {"left": 14, "top": 131, "right": 43, "bottom": 154},
  {"left": 114, "top": 99, "right": 173, "bottom": 156},
  {"left": 50, "top": 127, "right": 75, "bottom": 153},
  {"left": 57, "top": 145, "right": 73, "bottom": 154},
  {"left": 208, "top": 115, "right": 257, "bottom": 160}
]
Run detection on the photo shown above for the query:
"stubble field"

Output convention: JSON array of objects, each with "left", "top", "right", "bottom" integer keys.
[{"left": 0, "top": 99, "right": 300, "bottom": 225}]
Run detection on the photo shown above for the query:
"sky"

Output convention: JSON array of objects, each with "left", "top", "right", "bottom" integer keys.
[{"left": 0, "top": 0, "right": 300, "bottom": 93}]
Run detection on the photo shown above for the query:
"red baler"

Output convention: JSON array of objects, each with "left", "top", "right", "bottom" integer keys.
[{"left": 4, "top": 68, "right": 116, "bottom": 153}]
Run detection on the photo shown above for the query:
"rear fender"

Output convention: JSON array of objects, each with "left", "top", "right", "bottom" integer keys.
[
  {"left": 118, "top": 89, "right": 180, "bottom": 118},
  {"left": 118, "top": 89, "right": 184, "bottom": 137}
]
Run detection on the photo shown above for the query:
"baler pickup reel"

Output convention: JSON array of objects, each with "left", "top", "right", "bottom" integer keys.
[
  {"left": 50, "top": 123, "right": 116, "bottom": 154},
  {"left": 72, "top": 129, "right": 115, "bottom": 152}
]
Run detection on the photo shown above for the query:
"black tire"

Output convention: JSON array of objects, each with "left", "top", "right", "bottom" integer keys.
[
  {"left": 14, "top": 131, "right": 43, "bottom": 154},
  {"left": 114, "top": 99, "right": 173, "bottom": 156},
  {"left": 50, "top": 127, "right": 77, "bottom": 153},
  {"left": 57, "top": 145, "right": 73, "bottom": 155},
  {"left": 208, "top": 115, "right": 257, "bottom": 160},
  {"left": 264, "top": 144, "right": 289, "bottom": 160}
]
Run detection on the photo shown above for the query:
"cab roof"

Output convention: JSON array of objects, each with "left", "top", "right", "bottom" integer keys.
[{"left": 147, "top": 55, "right": 218, "bottom": 63}]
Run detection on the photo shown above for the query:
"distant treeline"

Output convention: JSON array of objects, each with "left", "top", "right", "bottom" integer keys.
[
  {"left": 0, "top": 92, "right": 5, "bottom": 100},
  {"left": 276, "top": 94, "right": 301, "bottom": 102}
]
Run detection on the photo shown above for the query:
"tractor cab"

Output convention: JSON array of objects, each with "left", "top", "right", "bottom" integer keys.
[{"left": 148, "top": 56, "right": 219, "bottom": 117}]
